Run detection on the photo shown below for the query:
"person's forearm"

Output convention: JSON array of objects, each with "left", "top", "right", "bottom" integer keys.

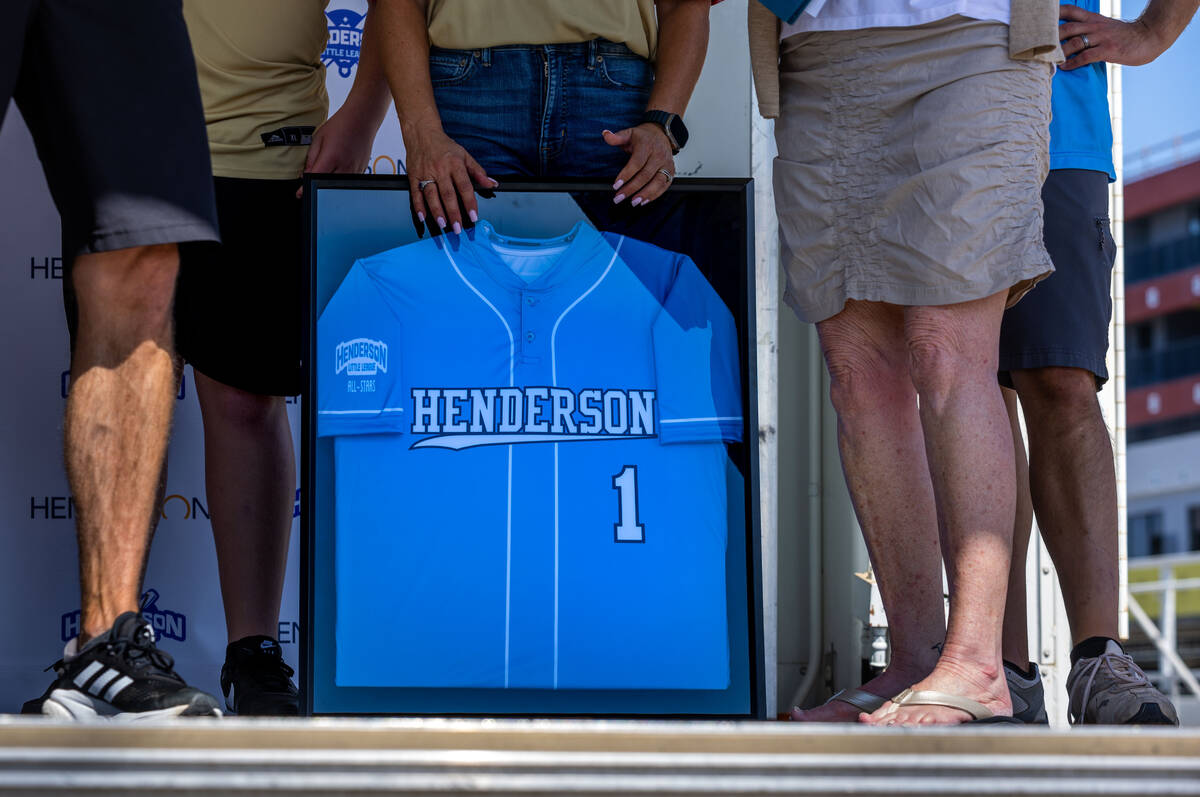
[
  {"left": 1138, "top": 0, "right": 1200, "bottom": 52},
  {"left": 647, "top": 0, "right": 710, "bottom": 115},
  {"left": 375, "top": 0, "right": 443, "bottom": 138},
  {"left": 339, "top": 2, "right": 394, "bottom": 128}
]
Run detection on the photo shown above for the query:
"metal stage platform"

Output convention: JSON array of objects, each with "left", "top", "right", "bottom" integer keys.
[{"left": 1, "top": 717, "right": 1197, "bottom": 796}]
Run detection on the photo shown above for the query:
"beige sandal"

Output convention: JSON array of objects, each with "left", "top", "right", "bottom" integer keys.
[{"left": 886, "top": 688, "right": 1021, "bottom": 724}]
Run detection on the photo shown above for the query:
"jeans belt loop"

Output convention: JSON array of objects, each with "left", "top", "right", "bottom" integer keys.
[
  {"left": 587, "top": 38, "right": 599, "bottom": 68},
  {"left": 478, "top": 47, "right": 491, "bottom": 67}
]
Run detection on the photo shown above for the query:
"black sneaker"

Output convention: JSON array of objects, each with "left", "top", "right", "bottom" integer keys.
[
  {"left": 1003, "top": 661, "right": 1049, "bottom": 724},
  {"left": 22, "top": 612, "right": 221, "bottom": 720},
  {"left": 220, "top": 636, "right": 300, "bottom": 716}
]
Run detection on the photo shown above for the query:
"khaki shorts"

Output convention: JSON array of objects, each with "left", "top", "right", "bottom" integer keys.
[{"left": 773, "top": 16, "right": 1054, "bottom": 323}]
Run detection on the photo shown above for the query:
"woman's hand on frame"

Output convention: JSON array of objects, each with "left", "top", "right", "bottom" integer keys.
[
  {"left": 405, "top": 127, "right": 497, "bottom": 234},
  {"left": 603, "top": 123, "right": 676, "bottom": 207}
]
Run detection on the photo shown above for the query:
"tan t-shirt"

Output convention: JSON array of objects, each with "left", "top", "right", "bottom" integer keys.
[
  {"left": 183, "top": 1, "right": 331, "bottom": 179},
  {"left": 427, "top": 0, "right": 659, "bottom": 60}
]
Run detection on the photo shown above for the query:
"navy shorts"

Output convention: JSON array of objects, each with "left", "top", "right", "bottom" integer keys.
[
  {"left": 2, "top": 0, "right": 218, "bottom": 259},
  {"left": 999, "top": 169, "right": 1116, "bottom": 389}
]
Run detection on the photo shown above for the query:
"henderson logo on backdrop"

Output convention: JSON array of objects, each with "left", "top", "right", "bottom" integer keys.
[
  {"left": 31, "top": 493, "right": 209, "bottom": 520},
  {"left": 61, "top": 589, "right": 186, "bottom": 643},
  {"left": 323, "top": 8, "right": 363, "bottom": 78},
  {"left": 28, "top": 255, "right": 62, "bottom": 280}
]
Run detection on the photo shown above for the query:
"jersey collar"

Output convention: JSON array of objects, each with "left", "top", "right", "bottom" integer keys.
[{"left": 461, "top": 220, "right": 614, "bottom": 293}]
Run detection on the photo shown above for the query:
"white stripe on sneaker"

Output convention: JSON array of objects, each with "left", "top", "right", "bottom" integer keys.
[
  {"left": 73, "top": 661, "right": 104, "bottom": 689},
  {"left": 88, "top": 668, "right": 120, "bottom": 695},
  {"left": 102, "top": 676, "right": 133, "bottom": 703}
]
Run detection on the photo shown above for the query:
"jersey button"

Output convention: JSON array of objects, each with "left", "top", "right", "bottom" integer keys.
[
  {"left": 526, "top": 331, "right": 536, "bottom": 342},
  {"left": 526, "top": 296, "right": 537, "bottom": 306}
]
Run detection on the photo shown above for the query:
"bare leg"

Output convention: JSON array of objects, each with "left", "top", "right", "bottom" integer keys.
[
  {"left": 792, "top": 300, "right": 945, "bottom": 722},
  {"left": 1010, "top": 367, "right": 1118, "bottom": 643},
  {"left": 67, "top": 244, "right": 180, "bottom": 644},
  {"left": 864, "top": 291, "right": 1015, "bottom": 725},
  {"left": 194, "top": 371, "right": 295, "bottom": 643},
  {"left": 1001, "top": 387, "right": 1033, "bottom": 666}
]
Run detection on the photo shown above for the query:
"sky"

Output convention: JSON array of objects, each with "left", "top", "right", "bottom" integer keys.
[{"left": 1119, "top": 0, "right": 1200, "bottom": 172}]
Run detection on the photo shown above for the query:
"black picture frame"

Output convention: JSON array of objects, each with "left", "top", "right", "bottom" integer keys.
[{"left": 301, "top": 175, "right": 764, "bottom": 718}]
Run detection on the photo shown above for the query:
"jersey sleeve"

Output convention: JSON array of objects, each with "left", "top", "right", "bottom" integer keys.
[
  {"left": 317, "top": 262, "right": 407, "bottom": 438},
  {"left": 652, "top": 255, "right": 743, "bottom": 444}
]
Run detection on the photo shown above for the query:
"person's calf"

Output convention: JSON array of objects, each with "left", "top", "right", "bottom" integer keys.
[{"left": 67, "top": 244, "right": 182, "bottom": 642}]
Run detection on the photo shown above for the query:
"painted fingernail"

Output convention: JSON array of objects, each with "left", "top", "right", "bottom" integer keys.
[
  {"left": 489, "top": 178, "right": 500, "bottom": 187},
  {"left": 603, "top": 129, "right": 613, "bottom": 136},
  {"left": 613, "top": 179, "right": 624, "bottom": 191},
  {"left": 453, "top": 221, "right": 463, "bottom": 234},
  {"left": 469, "top": 209, "right": 479, "bottom": 223},
  {"left": 613, "top": 194, "right": 625, "bottom": 204},
  {"left": 437, "top": 216, "right": 447, "bottom": 229},
  {"left": 417, "top": 211, "right": 426, "bottom": 222},
  {"left": 631, "top": 197, "right": 643, "bottom": 207}
]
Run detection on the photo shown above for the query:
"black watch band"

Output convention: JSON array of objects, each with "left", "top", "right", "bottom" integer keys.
[{"left": 641, "top": 110, "right": 689, "bottom": 154}]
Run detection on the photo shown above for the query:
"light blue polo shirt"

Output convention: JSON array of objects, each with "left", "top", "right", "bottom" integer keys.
[{"left": 1050, "top": 0, "right": 1115, "bottom": 179}]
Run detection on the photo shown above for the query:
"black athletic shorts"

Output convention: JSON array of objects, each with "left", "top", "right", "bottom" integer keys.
[
  {"left": 175, "top": 178, "right": 304, "bottom": 397},
  {"left": 999, "top": 169, "right": 1116, "bottom": 390},
  {"left": 3, "top": 0, "right": 218, "bottom": 259}
]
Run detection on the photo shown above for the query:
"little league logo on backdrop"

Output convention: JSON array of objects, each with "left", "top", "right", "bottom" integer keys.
[
  {"left": 61, "top": 589, "right": 186, "bottom": 643},
  {"left": 323, "top": 8, "right": 364, "bottom": 78},
  {"left": 322, "top": 3, "right": 407, "bottom": 176}
]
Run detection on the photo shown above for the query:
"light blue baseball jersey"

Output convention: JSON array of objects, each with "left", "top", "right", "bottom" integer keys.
[{"left": 318, "top": 221, "right": 743, "bottom": 690}]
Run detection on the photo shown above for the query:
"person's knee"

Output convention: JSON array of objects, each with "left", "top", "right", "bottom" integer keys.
[
  {"left": 71, "top": 244, "right": 179, "bottom": 332},
  {"left": 904, "top": 324, "right": 975, "bottom": 411},
  {"left": 822, "top": 333, "right": 909, "bottom": 418},
  {"left": 1011, "top": 367, "right": 1099, "bottom": 417},
  {"left": 197, "top": 376, "right": 285, "bottom": 430}
]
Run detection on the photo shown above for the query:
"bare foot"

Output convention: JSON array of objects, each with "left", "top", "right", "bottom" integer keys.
[
  {"left": 790, "top": 663, "right": 932, "bottom": 723},
  {"left": 859, "top": 656, "right": 1011, "bottom": 727}
]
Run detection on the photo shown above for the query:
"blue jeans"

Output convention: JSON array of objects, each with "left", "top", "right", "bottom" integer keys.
[{"left": 430, "top": 39, "right": 653, "bottom": 178}]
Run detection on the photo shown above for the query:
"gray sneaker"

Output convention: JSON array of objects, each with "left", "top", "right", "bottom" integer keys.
[
  {"left": 1066, "top": 640, "right": 1179, "bottom": 725},
  {"left": 1004, "top": 662, "right": 1049, "bottom": 724}
]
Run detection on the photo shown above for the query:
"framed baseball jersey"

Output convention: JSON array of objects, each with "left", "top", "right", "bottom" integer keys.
[{"left": 303, "top": 177, "right": 763, "bottom": 717}]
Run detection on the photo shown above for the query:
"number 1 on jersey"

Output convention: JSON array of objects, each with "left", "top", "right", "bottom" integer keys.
[{"left": 612, "top": 465, "right": 646, "bottom": 543}]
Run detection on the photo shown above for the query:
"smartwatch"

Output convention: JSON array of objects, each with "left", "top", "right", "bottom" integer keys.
[{"left": 641, "top": 110, "right": 689, "bottom": 154}]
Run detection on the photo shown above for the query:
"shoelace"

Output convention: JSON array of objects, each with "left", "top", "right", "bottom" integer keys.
[
  {"left": 50, "top": 627, "right": 179, "bottom": 678},
  {"left": 240, "top": 653, "right": 296, "bottom": 691},
  {"left": 1069, "top": 651, "right": 1152, "bottom": 721},
  {"left": 107, "top": 636, "right": 181, "bottom": 676}
]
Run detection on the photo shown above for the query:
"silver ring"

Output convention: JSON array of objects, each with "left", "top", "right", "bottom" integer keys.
[
  {"left": 657, "top": 168, "right": 674, "bottom": 184},
  {"left": 1081, "top": 33, "right": 1092, "bottom": 48},
  {"left": 418, "top": 178, "right": 437, "bottom": 190}
]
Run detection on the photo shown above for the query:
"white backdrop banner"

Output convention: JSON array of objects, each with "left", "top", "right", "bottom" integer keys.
[{"left": 0, "top": 0, "right": 749, "bottom": 713}]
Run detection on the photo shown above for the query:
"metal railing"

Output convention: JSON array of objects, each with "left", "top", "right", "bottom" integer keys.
[
  {"left": 1124, "top": 233, "right": 1200, "bottom": 284},
  {"left": 1125, "top": 129, "right": 1200, "bottom": 182},
  {"left": 1127, "top": 551, "right": 1200, "bottom": 701},
  {"left": 1126, "top": 338, "right": 1200, "bottom": 388}
]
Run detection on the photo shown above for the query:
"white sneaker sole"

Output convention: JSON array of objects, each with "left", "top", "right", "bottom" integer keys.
[{"left": 42, "top": 689, "right": 222, "bottom": 721}]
